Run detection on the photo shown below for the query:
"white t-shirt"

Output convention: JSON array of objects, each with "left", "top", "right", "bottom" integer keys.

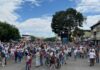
[
  {"left": 64, "top": 50, "right": 68, "bottom": 54},
  {"left": 50, "top": 52, "right": 53, "bottom": 56},
  {"left": 89, "top": 52, "right": 96, "bottom": 59},
  {"left": 26, "top": 55, "right": 30, "bottom": 62},
  {"left": 10, "top": 48, "right": 15, "bottom": 55},
  {"left": 5, "top": 47, "right": 8, "bottom": 52},
  {"left": 68, "top": 48, "right": 71, "bottom": 53},
  {"left": 74, "top": 49, "right": 78, "bottom": 55}
]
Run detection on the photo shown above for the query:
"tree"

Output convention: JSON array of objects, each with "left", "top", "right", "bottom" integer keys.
[
  {"left": 30, "top": 36, "right": 36, "bottom": 41},
  {"left": 51, "top": 8, "right": 86, "bottom": 40},
  {"left": 44, "top": 37, "right": 56, "bottom": 42},
  {"left": 0, "top": 21, "right": 20, "bottom": 41},
  {"left": 73, "top": 27, "right": 85, "bottom": 37}
]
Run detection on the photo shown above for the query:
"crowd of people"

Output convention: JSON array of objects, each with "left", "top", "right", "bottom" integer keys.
[{"left": 0, "top": 40, "right": 100, "bottom": 70}]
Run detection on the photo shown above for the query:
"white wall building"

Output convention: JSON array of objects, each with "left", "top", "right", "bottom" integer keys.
[{"left": 91, "top": 21, "right": 100, "bottom": 45}]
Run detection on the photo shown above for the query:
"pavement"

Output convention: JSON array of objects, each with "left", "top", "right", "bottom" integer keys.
[{"left": 0, "top": 58, "right": 100, "bottom": 70}]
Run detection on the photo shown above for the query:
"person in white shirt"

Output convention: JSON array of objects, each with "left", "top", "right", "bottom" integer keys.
[
  {"left": 35, "top": 50, "right": 40, "bottom": 67},
  {"left": 74, "top": 48, "right": 78, "bottom": 60},
  {"left": 89, "top": 50, "right": 96, "bottom": 66},
  {"left": 68, "top": 47, "right": 72, "bottom": 57}
]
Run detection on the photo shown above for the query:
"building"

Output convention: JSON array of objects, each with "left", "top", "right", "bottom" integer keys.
[
  {"left": 91, "top": 21, "right": 100, "bottom": 45},
  {"left": 21, "top": 35, "right": 32, "bottom": 41},
  {"left": 83, "top": 30, "right": 92, "bottom": 41}
]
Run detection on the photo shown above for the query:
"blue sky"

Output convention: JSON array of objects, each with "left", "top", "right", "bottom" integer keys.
[
  {"left": 0, "top": 0, "right": 100, "bottom": 37},
  {"left": 16, "top": 0, "right": 76, "bottom": 22}
]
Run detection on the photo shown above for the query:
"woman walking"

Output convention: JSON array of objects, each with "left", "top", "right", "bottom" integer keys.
[
  {"left": 49, "top": 52, "right": 56, "bottom": 70},
  {"left": 25, "top": 53, "right": 32, "bottom": 70},
  {"left": 35, "top": 50, "right": 41, "bottom": 67}
]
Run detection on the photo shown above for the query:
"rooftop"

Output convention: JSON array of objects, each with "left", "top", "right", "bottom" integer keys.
[{"left": 91, "top": 21, "right": 100, "bottom": 29}]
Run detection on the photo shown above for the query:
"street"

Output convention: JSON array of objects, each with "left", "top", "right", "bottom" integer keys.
[{"left": 0, "top": 58, "right": 100, "bottom": 70}]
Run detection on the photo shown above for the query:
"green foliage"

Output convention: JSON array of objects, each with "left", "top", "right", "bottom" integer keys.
[
  {"left": 51, "top": 8, "right": 86, "bottom": 38},
  {"left": 44, "top": 37, "right": 56, "bottom": 42},
  {"left": 0, "top": 21, "right": 20, "bottom": 41},
  {"left": 30, "top": 36, "right": 36, "bottom": 41},
  {"left": 73, "top": 27, "right": 85, "bottom": 37}
]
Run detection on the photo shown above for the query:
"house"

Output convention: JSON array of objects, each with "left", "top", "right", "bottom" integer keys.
[
  {"left": 83, "top": 30, "right": 92, "bottom": 41},
  {"left": 83, "top": 30, "right": 91, "bottom": 40},
  {"left": 91, "top": 21, "right": 100, "bottom": 45},
  {"left": 21, "top": 35, "right": 32, "bottom": 41}
]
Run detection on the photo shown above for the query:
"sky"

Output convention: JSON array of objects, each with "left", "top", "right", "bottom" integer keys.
[{"left": 0, "top": 0, "right": 100, "bottom": 38}]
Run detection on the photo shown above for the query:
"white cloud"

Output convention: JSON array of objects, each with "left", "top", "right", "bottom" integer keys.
[
  {"left": 0, "top": 0, "right": 22, "bottom": 24},
  {"left": 76, "top": 0, "right": 100, "bottom": 13},
  {"left": 0, "top": 0, "right": 55, "bottom": 37},
  {"left": 24, "top": 0, "right": 41, "bottom": 7},
  {"left": 75, "top": 0, "right": 100, "bottom": 29},
  {"left": 18, "top": 16, "right": 55, "bottom": 37},
  {"left": 82, "top": 15, "right": 100, "bottom": 29},
  {"left": 0, "top": 0, "right": 41, "bottom": 24},
  {"left": 1, "top": 0, "right": 99, "bottom": 37}
]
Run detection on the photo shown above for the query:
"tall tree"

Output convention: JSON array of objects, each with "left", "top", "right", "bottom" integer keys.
[
  {"left": 0, "top": 21, "right": 20, "bottom": 41},
  {"left": 51, "top": 8, "right": 86, "bottom": 40}
]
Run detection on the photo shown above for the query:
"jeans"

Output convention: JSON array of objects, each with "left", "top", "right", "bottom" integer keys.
[
  {"left": 26, "top": 63, "right": 30, "bottom": 70},
  {"left": 15, "top": 55, "right": 18, "bottom": 63},
  {"left": 60, "top": 57, "right": 64, "bottom": 65},
  {"left": 2, "top": 58, "right": 5, "bottom": 67},
  {"left": 18, "top": 56, "right": 22, "bottom": 62},
  {"left": 90, "top": 58, "right": 95, "bottom": 66},
  {"left": 40, "top": 57, "right": 43, "bottom": 65},
  {"left": 62, "top": 38, "right": 68, "bottom": 44},
  {"left": 74, "top": 55, "right": 77, "bottom": 60},
  {"left": 96, "top": 57, "right": 99, "bottom": 63}
]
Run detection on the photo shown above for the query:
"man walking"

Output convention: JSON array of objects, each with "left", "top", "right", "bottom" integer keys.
[{"left": 89, "top": 49, "right": 96, "bottom": 66}]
